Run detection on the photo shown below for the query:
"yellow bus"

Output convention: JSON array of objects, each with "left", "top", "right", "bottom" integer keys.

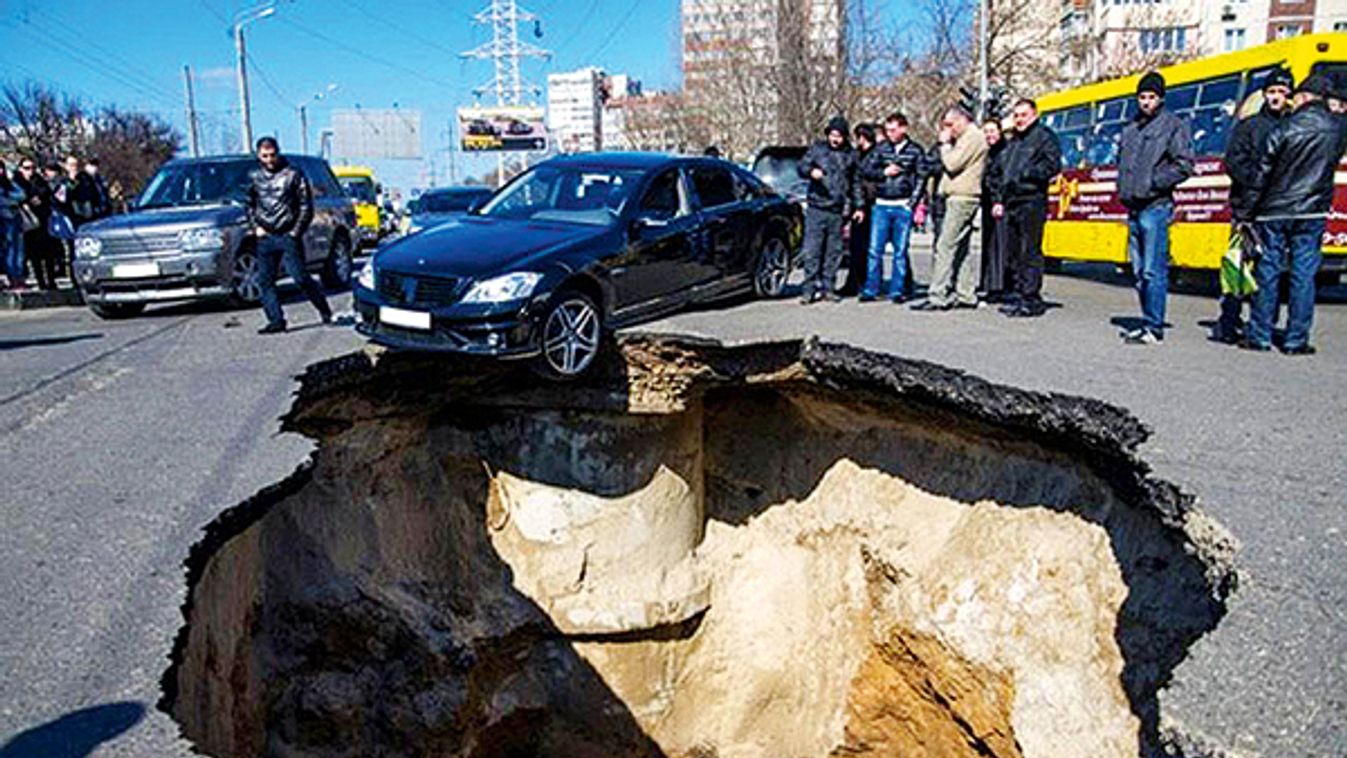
[
  {"left": 1037, "top": 33, "right": 1347, "bottom": 285},
  {"left": 333, "top": 165, "right": 383, "bottom": 248}
]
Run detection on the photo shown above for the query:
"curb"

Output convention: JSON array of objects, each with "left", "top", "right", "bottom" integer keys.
[{"left": 1, "top": 288, "right": 85, "bottom": 311}]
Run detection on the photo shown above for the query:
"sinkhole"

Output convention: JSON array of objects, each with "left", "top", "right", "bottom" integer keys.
[{"left": 161, "top": 337, "right": 1238, "bottom": 758}]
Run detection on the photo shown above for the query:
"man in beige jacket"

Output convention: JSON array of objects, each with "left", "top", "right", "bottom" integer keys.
[{"left": 912, "top": 105, "right": 987, "bottom": 311}]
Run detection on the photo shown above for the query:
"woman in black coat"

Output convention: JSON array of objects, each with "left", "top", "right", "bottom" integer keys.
[{"left": 979, "top": 119, "right": 1012, "bottom": 301}]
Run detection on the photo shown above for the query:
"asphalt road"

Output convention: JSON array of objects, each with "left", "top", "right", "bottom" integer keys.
[{"left": 1, "top": 238, "right": 1344, "bottom": 757}]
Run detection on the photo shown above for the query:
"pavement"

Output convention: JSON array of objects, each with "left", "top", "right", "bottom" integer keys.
[{"left": 0, "top": 237, "right": 1344, "bottom": 756}]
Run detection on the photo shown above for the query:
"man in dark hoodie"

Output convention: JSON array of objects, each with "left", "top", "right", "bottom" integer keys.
[
  {"left": 1117, "top": 71, "right": 1194, "bottom": 344},
  {"left": 1244, "top": 72, "right": 1347, "bottom": 355},
  {"left": 796, "top": 115, "right": 860, "bottom": 304},
  {"left": 1214, "top": 66, "right": 1293, "bottom": 344},
  {"left": 245, "top": 136, "right": 332, "bottom": 334}
]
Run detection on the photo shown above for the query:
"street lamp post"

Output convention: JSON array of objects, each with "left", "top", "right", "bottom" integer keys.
[
  {"left": 233, "top": 3, "right": 277, "bottom": 153},
  {"left": 298, "top": 84, "right": 339, "bottom": 155}
]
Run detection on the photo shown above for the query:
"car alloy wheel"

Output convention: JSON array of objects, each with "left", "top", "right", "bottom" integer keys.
[
  {"left": 322, "top": 236, "right": 353, "bottom": 288},
  {"left": 231, "top": 250, "right": 262, "bottom": 303},
  {"left": 754, "top": 236, "right": 790, "bottom": 297},
  {"left": 541, "top": 295, "right": 601, "bottom": 378}
]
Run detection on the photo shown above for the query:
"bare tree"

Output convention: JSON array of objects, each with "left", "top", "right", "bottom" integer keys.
[{"left": 0, "top": 81, "right": 181, "bottom": 203}]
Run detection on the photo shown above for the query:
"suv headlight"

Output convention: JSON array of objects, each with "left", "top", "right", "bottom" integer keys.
[
  {"left": 75, "top": 236, "right": 102, "bottom": 259},
  {"left": 461, "top": 272, "right": 542, "bottom": 303},
  {"left": 178, "top": 227, "right": 225, "bottom": 251},
  {"left": 356, "top": 260, "right": 376, "bottom": 290}
]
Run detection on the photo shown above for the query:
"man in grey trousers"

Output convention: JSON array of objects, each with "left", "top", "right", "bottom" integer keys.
[{"left": 912, "top": 105, "right": 987, "bottom": 311}]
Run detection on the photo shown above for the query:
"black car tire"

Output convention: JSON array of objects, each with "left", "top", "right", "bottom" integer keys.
[
  {"left": 753, "top": 234, "right": 792, "bottom": 298},
  {"left": 89, "top": 303, "right": 146, "bottom": 320},
  {"left": 322, "top": 235, "right": 353, "bottom": 289},
  {"left": 534, "top": 290, "right": 604, "bottom": 381},
  {"left": 228, "top": 248, "right": 263, "bottom": 307}
]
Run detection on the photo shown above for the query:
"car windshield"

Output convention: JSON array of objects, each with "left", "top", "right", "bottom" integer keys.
[
  {"left": 419, "top": 191, "right": 488, "bottom": 213},
  {"left": 340, "top": 177, "right": 377, "bottom": 204},
  {"left": 137, "top": 160, "right": 253, "bottom": 209},
  {"left": 477, "top": 165, "right": 643, "bottom": 226},
  {"left": 752, "top": 152, "right": 805, "bottom": 197}
]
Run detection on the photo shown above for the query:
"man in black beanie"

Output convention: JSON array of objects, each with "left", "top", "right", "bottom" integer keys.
[
  {"left": 1214, "top": 66, "right": 1294, "bottom": 344},
  {"left": 1244, "top": 72, "right": 1347, "bottom": 355},
  {"left": 796, "top": 115, "right": 861, "bottom": 303},
  {"left": 1117, "top": 70, "right": 1193, "bottom": 344}
]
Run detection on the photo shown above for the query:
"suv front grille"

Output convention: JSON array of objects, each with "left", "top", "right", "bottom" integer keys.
[
  {"left": 378, "top": 271, "right": 463, "bottom": 307},
  {"left": 99, "top": 232, "right": 180, "bottom": 257}
]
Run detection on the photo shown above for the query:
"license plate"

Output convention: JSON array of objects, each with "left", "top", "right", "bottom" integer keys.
[
  {"left": 112, "top": 262, "right": 160, "bottom": 278},
  {"left": 380, "top": 305, "right": 431, "bottom": 330}
]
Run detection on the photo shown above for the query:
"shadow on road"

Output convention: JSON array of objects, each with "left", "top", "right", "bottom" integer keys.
[
  {"left": 0, "top": 702, "right": 145, "bottom": 758},
  {"left": 0, "top": 333, "right": 103, "bottom": 351}
]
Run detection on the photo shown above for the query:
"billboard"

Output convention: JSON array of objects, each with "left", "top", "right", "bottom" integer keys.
[
  {"left": 457, "top": 105, "right": 546, "bottom": 152},
  {"left": 332, "top": 108, "right": 422, "bottom": 160}
]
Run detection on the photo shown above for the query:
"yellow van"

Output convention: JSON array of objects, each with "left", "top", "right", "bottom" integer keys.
[{"left": 333, "top": 165, "right": 382, "bottom": 248}]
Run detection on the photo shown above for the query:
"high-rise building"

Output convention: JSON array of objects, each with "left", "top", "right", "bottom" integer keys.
[
  {"left": 681, "top": 0, "right": 844, "bottom": 152},
  {"left": 547, "top": 67, "right": 606, "bottom": 153},
  {"left": 1010, "top": 0, "right": 1347, "bottom": 93}
]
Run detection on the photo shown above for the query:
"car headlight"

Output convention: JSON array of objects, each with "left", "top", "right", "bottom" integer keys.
[
  {"left": 75, "top": 236, "right": 102, "bottom": 259},
  {"left": 461, "top": 272, "right": 542, "bottom": 304},
  {"left": 178, "top": 227, "right": 225, "bottom": 251},
  {"left": 356, "top": 260, "right": 376, "bottom": 290}
]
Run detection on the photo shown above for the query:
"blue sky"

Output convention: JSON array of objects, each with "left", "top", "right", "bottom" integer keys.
[{"left": 0, "top": 0, "right": 914, "bottom": 194}]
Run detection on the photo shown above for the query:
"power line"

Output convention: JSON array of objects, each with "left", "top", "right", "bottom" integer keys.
[
  {"left": 550, "top": 0, "right": 602, "bottom": 54},
  {"left": 332, "top": 0, "right": 468, "bottom": 59},
  {"left": 25, "top": 6, "right": 182, "bottom": 103},
  {"left": 582, "top": 2, "right": 641, "bottom": 61},
  {"left": 245, "top": 51, "right": 293, "bottom": 108},
  {"left": 277, "top": 17, "right": 458, "bottom": 89}
]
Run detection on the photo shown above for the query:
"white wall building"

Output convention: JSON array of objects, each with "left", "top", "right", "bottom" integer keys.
[{"left": 547, "top": 67, "right": 605, "bottom": 153}]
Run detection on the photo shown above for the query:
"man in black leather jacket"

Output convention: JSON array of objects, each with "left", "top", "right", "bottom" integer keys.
[
  {"left": 1117, "top": 71, "right": 1194, "bottom": 343},
  {"left": 796, "top": 116, "right": 861, "bottom": 303},
  {"left": 994, "top": 98, "right": 1061, "bottom": 317},
  {"left": 858, "top": 112, "right": 925, "bottom": 302},
  {"left": 1214, "top": 67, "right": 1292, "bottom": 344},
  {"left": 245, "top": 136, "right": 331, "bottom": 334},
  {"left": 1244, "top": 73, "right": 1347, "bottom": 355}
]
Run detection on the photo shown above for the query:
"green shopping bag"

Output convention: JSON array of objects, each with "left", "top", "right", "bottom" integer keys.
[{"left": 1220, "top": 224, "right": 1260, "bottom": 298}]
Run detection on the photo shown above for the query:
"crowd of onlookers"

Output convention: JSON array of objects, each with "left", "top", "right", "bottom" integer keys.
[
  {"left": 793, "top": 66, "right": 1347, "bottom": 354},
  {"left": 0, "top": 155, "right": 113, "bottom": 292}
]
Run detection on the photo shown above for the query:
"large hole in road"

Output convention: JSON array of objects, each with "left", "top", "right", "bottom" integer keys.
[{"left": 161, "top": 337, "right": 1237, "bottom": 758}]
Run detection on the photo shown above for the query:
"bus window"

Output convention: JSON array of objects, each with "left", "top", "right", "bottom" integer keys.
[
  {"left": 1086, "top": 122, "right": 1124, "bottom": 166},
  {"left": 1058, "top": 128, "right": 1088, "bottom": 169},
  {"left": 1097, "top": 98, "right": 1126, "bottom": 122},
  {"left": 1063, "top": 105, "right": 1092, "bottom": 129},
  {"left": 1166, "top": 84, "right": 1199, "bottom": 111},
  {"left": 1190, "top": 106, "right": 1235, "bottom": 155},
  {"left": 1199, "top": 76, "right": 1241, "bottom": 107},
  {"left": 1043, "top": 110, "right": 1065, "bottom": 130},
  {"left": 1247, "top": 65, "right": 1279, "bottom": 93}
]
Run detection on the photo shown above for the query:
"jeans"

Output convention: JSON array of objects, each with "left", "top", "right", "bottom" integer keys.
[
  {"left": 1249, "top": 218, "right": 1324, "bottom": 350},
  {"left": 1, "top": 216, "right": 24, "bottom": 284},
  {"left": 928, "top": 195, "right": 979, "bottom": 306},
  {"left": 800, "top": 206, "right": 845, "bottom": 297},
  {"left": 1127, "top": 201, "right": 1173, "bottom": 334},
  {"left": 861, "top": 203, "right": 913, "bottom": 299},
  {"left": 256, "top": 234, "right": 330, "bottom": 327}
]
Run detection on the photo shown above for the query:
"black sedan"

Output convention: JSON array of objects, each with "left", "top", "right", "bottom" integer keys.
[{"left": 353, "top": 152, "right": 802, "bottom": 378}]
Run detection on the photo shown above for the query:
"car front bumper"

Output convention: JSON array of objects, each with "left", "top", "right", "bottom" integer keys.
[
  {"left": 77, "top": 250, "right": 231, "bottom": 304},
  {"left": 352, "top": 285, "right": 542, "bottom": 357}
]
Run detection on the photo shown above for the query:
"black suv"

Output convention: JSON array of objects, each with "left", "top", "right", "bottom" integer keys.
[{"left": 72, "top": 155, "right": 358, "bottom": 319}]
